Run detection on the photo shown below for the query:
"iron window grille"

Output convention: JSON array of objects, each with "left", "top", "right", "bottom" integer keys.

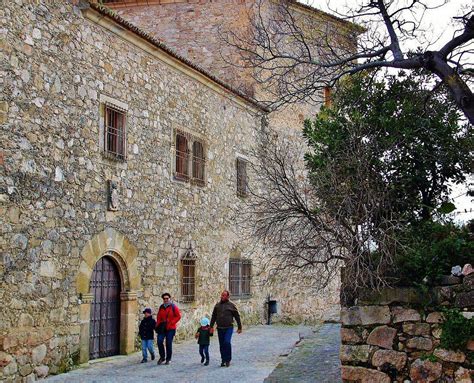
[
  {"left": 229, "top": 259, "right": 252, "bottom": 297},
  {"left": 236, "top": 158, "right": 248, "bottom": 197},
  {"left": 104, "top": 105, "right": 126, "bottom": 161},
  {"left": 181, "top": 258, "right": 196, "bottom": 302},
  {"left": 173, "top": 130, "right": 206, "bottom": 186}
]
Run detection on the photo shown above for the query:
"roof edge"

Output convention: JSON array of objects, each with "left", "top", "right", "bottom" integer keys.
[{"left": 85, "top": 1, "right": 269, "bottom": 113}]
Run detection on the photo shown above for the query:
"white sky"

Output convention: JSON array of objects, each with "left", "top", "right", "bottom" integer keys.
[{"left": 301, "top": 0, "right": 473, "bottom": 222}]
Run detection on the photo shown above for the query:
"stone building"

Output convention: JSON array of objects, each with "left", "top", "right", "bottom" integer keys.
[{"left": 0, "top": 0, "right": 354, "bottom": 380}]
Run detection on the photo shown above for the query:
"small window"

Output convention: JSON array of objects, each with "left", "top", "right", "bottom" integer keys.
[
  {"left": 229, "top": 259, "right": 251, "bottom": 297},
  {"left": 192, "top": 140, "right": 205, "bottom": 185},
  {"left": 323, "top": 86, "right": 332, "bottom": 107},
  {"left": 181, "top": 258, "right": 196, "bottom": 302},
  {"left": 236, "top": 158, "right": 248, "bottom": 197},
  {"left": 175, "top": 132, "right": 189, "bottom": 180},
  {"left": 104, "top": 105, "right": 126, "bottom": 160}
]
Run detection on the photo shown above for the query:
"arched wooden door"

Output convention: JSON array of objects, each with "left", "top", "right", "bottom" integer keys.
[{"left": 89, "top": 256, "right": 121, "bottom": 360}]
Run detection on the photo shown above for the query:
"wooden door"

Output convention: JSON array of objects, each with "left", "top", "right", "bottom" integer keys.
[{"left": 89, "top": 256, "right": 121, "bottom": 360}]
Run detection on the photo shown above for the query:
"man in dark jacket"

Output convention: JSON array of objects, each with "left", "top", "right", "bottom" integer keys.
[
  {"left": 139, "top": 308, "right": 156, "bottom": 363},
  {"left": 210, "top": 290, "right": 242, "bottom": 367}
]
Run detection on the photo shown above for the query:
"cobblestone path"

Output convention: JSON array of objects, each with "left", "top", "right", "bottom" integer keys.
[
  {"left": 46, "top": 325, "right": 312, "bottom": 383},
  {"left": 264, "top": 323, "right": 341, "bottom": 383}
]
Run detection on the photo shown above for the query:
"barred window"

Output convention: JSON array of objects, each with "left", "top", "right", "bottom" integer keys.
[
  {"left": 229, "top": 259, "right": 251, "bottom": 297},
  {"left": 192, "top": 140, "right": 205, "bottom": 185},
  {"left": 175, "top": 132, "right": 189, "bottom": 180},
  {"left": 236, "top": 158, "right": 248, "bottom": 197},
  {"left": 323, "top": 86, "right": 332, "bottom": 107},
  {"left": 104, "top": 105, "right": 126, "bottom": 160},
  {"left": 181, "top": 258, "right": 195, "bottom": 302}
]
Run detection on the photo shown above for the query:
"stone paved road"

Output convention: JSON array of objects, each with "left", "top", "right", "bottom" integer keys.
[
  {"left": 46, "top": 325, "right": 316, "bottom": 383},
  {"left": 264, "top": 323, "right": 341, "bottom": 383}
]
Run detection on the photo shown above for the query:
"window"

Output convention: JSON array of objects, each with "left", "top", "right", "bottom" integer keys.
[
  {"left": 104, "top": 105, "right": 126, "bottom": 160},
  {"left": 236, "top": 158, "right": 248, "bottom": 197},
  {"left": 192, "top": 140, "right": 205, "bottom": 185},
  {"left": 181, "top": 258, "right": 196, "bottom": 302},
  {"left": 175, "top": 132, "right": 189, "bottom": 180},
  {"left": 323, "top": 86, "right": 332, "bottom": 107},
  {"left": 173, "top": 130, "right": 206, "bottom": 186},
  {"left": 229, "top": 259, "right": 251, "bottom": 297}
]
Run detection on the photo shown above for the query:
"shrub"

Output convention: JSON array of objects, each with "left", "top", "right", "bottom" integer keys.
[{"left": 440, "top": 308, "right": 474, "bottom": 350}]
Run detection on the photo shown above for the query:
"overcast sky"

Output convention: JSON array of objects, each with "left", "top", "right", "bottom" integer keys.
[{"left": 300, "top": 0, "right": 473, "bottom": 222}]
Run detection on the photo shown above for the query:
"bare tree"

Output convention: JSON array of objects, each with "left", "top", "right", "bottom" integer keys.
[
  {"left": 241, "top": 128, "right": 402, "bottom": 293},
  {"left": 224, "top": 0, "right": 474, "bottom": 123}
]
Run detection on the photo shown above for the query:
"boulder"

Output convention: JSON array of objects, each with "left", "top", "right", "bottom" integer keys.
[
  {"left": 340, "top": 345, "right": 371, "bottom": 363},
  {"left": 462, "top": 264, "right": 473, "bottom": 276},
  {"left": 367, "top": 325, "right": 397, "bottom": 349},
  {"left": 410, "top": 359, "right": 442, "bottom": 383},
  {"left": 32, "top": 344, "right": 47, "bottom": 364},
  {"left": 372, "top": 349, "right": 407, "bottom": 371},
  {"left": 341, "top": 366, "right": 390, "bottom": 383},
  {"left": 34, "top": 365, "right": 49, "bottom": 378},
  {"left": 406, "top": 337, "right": 433, "bottom": 351},
  {"left": 392, "top": 306, "right": 421, "bottom": 323},
  {"left": 426, "top": 312, "right": 444, "bottom": 324},
  {"left": 455, "top": 291, "right": 474, "bottom": 308},
  {"left": 0, "top": 352, "right": 13, "bottom": 367},
  {"left": 433, "top": 348, "right": 466, "bottom": 363},
  {"left": 403, "top": 323, "right": 431, "bottom": 336}
]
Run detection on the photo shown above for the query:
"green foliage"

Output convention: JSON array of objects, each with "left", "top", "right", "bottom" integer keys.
[
  {"left": 395, "top": 220, "right": 474, "bottom": 286},
  {"left": 304, "top": 72, "right": 472, "bottom": 223},
  {"left": 440, "top": 308, "right": 474, "bottom": 351},
  {"left": 420, "top": 353, "right": 438, "bottom": 362}
]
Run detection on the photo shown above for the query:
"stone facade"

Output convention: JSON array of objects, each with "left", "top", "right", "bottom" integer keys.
[
  {"left": 1, "top": 0, "right": 342, "bottom": 380},
  {"left": 340, "top": 274, "right": 474, "bottom": 383}
]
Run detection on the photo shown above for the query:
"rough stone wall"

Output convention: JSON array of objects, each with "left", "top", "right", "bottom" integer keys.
[
  {"left": 113, "top": 0, "right": 257, "bottom": 96},
  {"left": 0, "top": 1, "right": 339, "bottom": 381},
  {"left": 339, "top": 275, "right": 474, "bottom": 383}
]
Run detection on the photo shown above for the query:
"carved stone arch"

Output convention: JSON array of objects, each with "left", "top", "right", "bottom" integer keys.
[{"left": 76, "top": 228, "right": 140, "bottom": 363}]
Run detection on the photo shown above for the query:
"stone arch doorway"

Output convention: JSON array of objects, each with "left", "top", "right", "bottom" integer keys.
[
  {"left": 76, "top": 228, "right": 141, "bottom": 363},
  {"left": 89, "top": 255, "right": 121, "bottom": 360}
]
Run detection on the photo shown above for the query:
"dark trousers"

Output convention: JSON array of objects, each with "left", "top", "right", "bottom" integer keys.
[
  {"left": 199, "top": 344, "right": 209, "bottom": 361},
  {"left": 217, "top": 327, "right": 233, "bottom": 363},
  {"left": 157, "top": 329, "right": 176, "bottom": 361}
]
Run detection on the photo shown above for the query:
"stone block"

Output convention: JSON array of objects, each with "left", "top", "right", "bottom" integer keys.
[
  {"left": 0, "top": 351, "right": 13, "bottom": 367},
  {"left": 340, "top": 327, "right": 362, "bottom": 344},
  {"left": 407, "top": 337, "right": 433, "bottom": 351},
  {"left": 339, "top": 344, "right": 371, "bottom": 363},
  {"left": 410, "top": 359, "right": 442, "bottom": 383},
  {"left": 455, "top": 291, "right": 474, "bottom": 308},
  {"left": 402, "top": 323, "right": 431, "bottom": 336},
  {"left": 392, "top": 306, "right": 421, "bottom": 323},
  {"left": 18, "top": 363, "right": 32, "bottom": 377},
  {"left": 467, "top": 339, "right": 474, "bottom": 351},
  {"left": 433, "top": 348, "right": 466, "bottom": 363},
  {"left": 341, "top": 306, "right": 390, "bottom": 326},
  {"left": 358, "top": 287, "right": 423, "bottom": 305},
  {"left": 31, "top": 344, "right": 47, "bottom": 364},
  {"left": 341, "top": 366, "right": 390, "bottom": 383},
  {"left": 426, "top": 312, "right": 444, "bottom": 323},
  {"left": 18, "top": 313, "right": 34, "bottom": 327},
  {"left": 464, "top": 273, "right": 474, "bottom": 288},
  {"left": 371, "top": 349, "right": 407, "bottom": 371},
  {"left": 367, "top": 325, "right": 396, "bottom": 349},
  {"left": 35, "top": 365, "right": 49, "bottom": 378},
  {"left": 454, "top": 367, "right": 472, "bottom": 383}
]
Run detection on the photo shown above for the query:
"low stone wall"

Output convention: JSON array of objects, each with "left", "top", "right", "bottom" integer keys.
[{"left": 340, "top": 274, "right": 474, "bottom": 383}]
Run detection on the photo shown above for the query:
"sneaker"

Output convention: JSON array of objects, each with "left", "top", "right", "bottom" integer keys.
[
  {"left": 157, "top": 357, "right": 165, "bottom": 365},
  {"left": 225, "top": 361, "right": 230, "bottom": 367},
  {"left": 220, "top": 362, "right": 226, "bottom": 367},
  {"left": 164, "top": 360, "right": 170, "bottom": 365},
  {"left": 204, "top": 360, "right": 209, "bottom": 366},
  {"left": 141, "top": 359, "right": 147, "bottom": 363},
  {"left": 151, "top": 353, "right": 155, "bottom": 361},
  {"left": 201, "top": 356, "right": 205, "bottom": 364}
]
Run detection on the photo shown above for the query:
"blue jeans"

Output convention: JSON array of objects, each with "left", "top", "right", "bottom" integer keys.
[
  {"left": 141, "top": 339, "right": 154, "bottom": 360},
  {"left": 157, "top": 329, "right": 176, "bottom": 361},
  {"left": 217, "top": 327, "right": 233, "bottom": 363},
  {"left": 199, "top": 344, "right": 209, "bottom": 361}
]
